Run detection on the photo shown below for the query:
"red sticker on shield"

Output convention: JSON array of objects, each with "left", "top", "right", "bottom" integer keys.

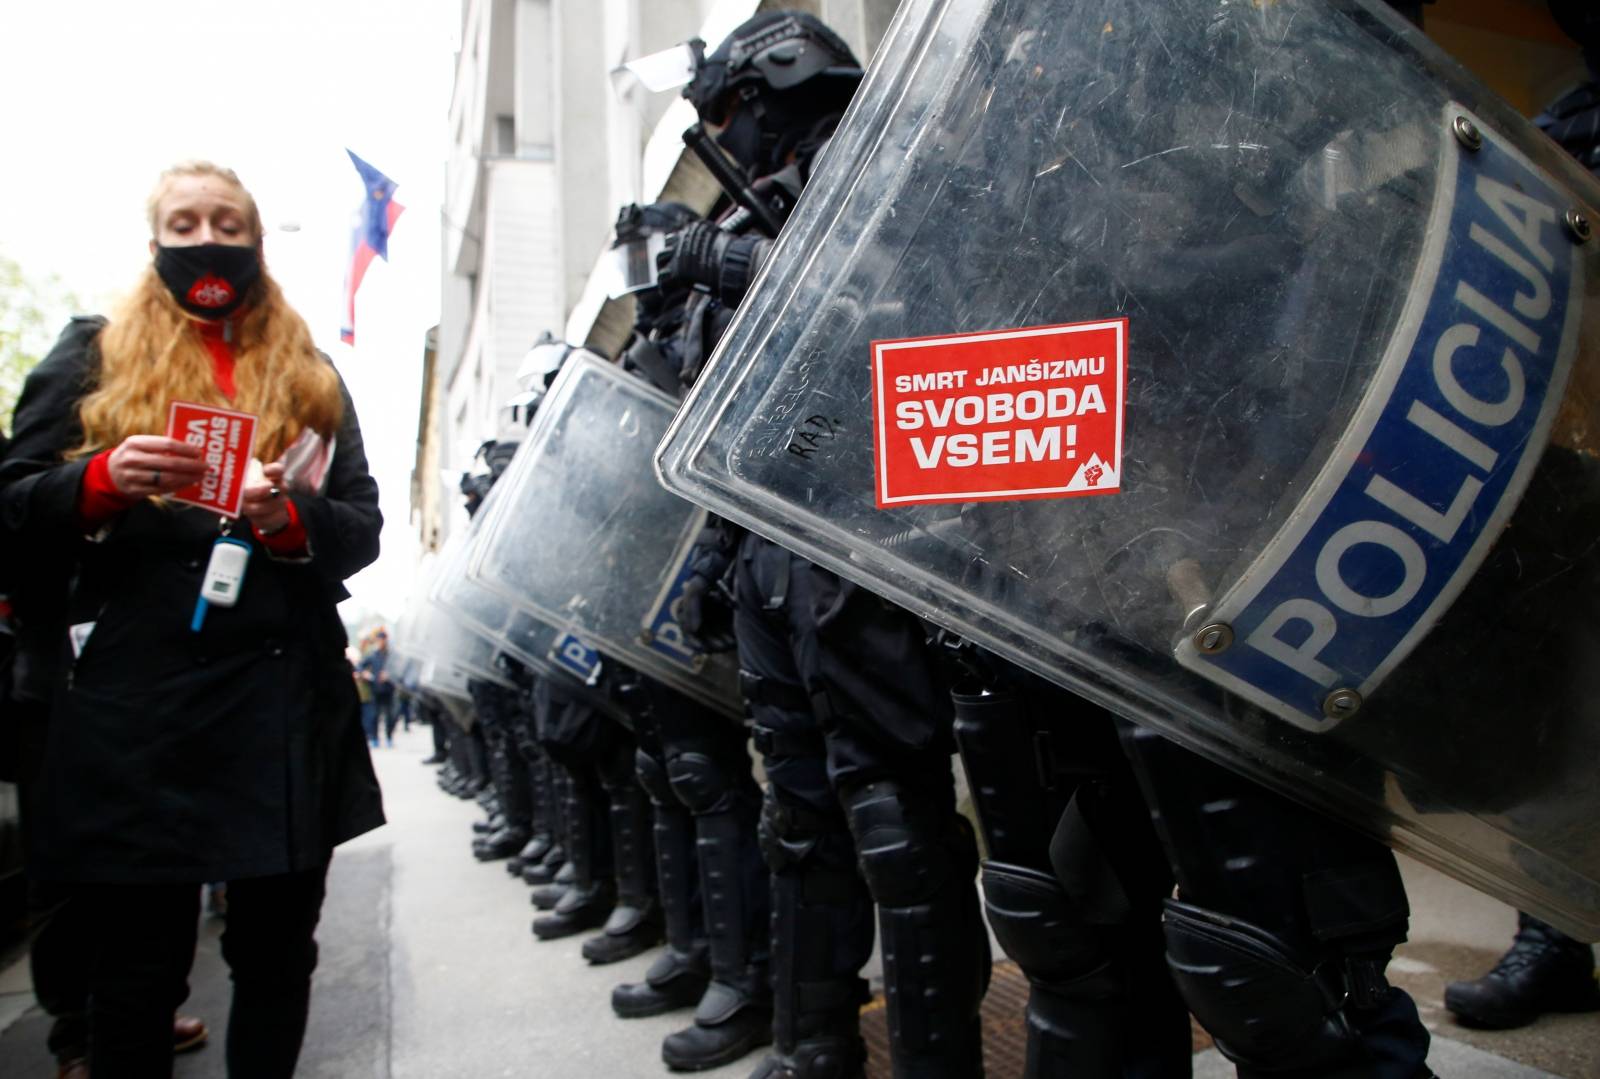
[{"left": 871, "top": 319, "right": 1126, "bottom": 508}]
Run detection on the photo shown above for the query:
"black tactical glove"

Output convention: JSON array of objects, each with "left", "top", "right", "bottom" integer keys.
[
  {"left": 656, "top": 220, "right": 731, "bottom": 292},
  {"left": 678, "top": 572, "right": 738, "bottom": 654}
]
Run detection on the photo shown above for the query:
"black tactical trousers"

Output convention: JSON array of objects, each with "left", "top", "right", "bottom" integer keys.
[
  {"left": 469, "top": 678, "right": 533, "bottom": 829},
  {"left": 734, "top": 534, "right": 987, "bottom": 1076},
  {"left": 641, "top": 676, "right": 770, "bottom": 1003},
  {"left": 950, "top": 658, "right": 1192, "bottom": 1078},
  {"left": 1120, "top": 723, "right": 1432, "bottom": 1079}
]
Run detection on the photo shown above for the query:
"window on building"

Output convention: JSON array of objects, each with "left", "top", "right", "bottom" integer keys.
[{"left": 495, "top": 115, "right": 515, "bottom": 157}]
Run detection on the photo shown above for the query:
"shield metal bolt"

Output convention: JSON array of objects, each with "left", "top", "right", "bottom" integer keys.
[
  {"left": 1565, "top": 209, "right": 1592, "bottom": 244},
  {"left": 1194, "top": 622, "right": 1234, "bottom": 655},
  {"left": 638, "top": 629, "right": 654, "bottom": 646},
  {"left": 690, "top": 654, "right": 707, "bottom": 673},
  {"left": 1323, "top": 688, "right": 1363, "bottom": 721},
  {"left": 1452, "top": 116, "right": 1483, "bottom": 151}
]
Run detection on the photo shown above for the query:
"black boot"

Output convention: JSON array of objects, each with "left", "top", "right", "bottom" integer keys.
[
  {"left": 473, "top": 824, "right": 532, "bottom": 862},
  {"left": 525, "top": 769, "right": 572, "bottom": 883},
  {"left": 521, "top": 751, "right": 558, "bottom": 863},
  {"left": 533, "top": 766, "right": 615, "bottom": 940},
  {"left": 617, "top": 949, "right": 713, "bottom": 1018},
  {"left": 532, "top": 881, "right": 614, "bottom": 939},
  {"left": 662, "top": 806, "right": 775, "bottom": 1071},
  {"left": 583, "top": 772, "right": 665, "bottom": 964},
  {"left": 524, "top": 845, "right": 568, "bottom": 885},
  {"left": 530, "top": 882, "right": 568, "bottom": 911},
  {"left": 615, "top": 769, "right": 709, "bottom": 1016},
  {"left": 508, "top": 832, "right": 554, "bottom": 876},
  {"left": 472, "top": 814, "right": 503, "bottom": 835},
  {"left": 1445, "top": 913, "right": 1600, "bottom": 1029}
]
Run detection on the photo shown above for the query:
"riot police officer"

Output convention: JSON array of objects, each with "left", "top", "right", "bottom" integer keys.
[
  {"left": 659, "top": 15, "right": 991, "bottom": 1077},
  {"left": 605, "top": 201, "right": 776, "bottom": 1071},
  {"left": 655, "top": 6, "right": 1465, "bottom": 1079},
  {"left": 474, "top": 346, "right": 665, "bottom": 963},
  {"left": 459, "top": 434, "right": 540, "bottom": 863}
]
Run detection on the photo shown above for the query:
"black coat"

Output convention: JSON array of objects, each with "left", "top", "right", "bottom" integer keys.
[{"left": 0, "top": 317, "right": 385, "bottom": 883}]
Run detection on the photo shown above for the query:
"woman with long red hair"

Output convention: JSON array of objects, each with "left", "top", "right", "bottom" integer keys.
[{"left": 0, "top": 161, "right": 384, "bottom": 1078}]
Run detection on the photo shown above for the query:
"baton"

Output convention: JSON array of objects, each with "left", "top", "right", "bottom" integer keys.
[{"left": 682, "top": 124, "right": 785, "bottom": 239}]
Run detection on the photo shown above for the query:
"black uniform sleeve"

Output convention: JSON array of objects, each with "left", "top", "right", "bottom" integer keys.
[{"left": 0, "top": 318, "right": 103, "bottom": 548}]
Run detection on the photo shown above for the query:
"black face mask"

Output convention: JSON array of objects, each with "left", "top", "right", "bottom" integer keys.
[
  {"left": 154, "top": 243, "right": 260, "bottom": 319},
  {"left": 713, "top": 107, "right": 770, "bottom": 176}
]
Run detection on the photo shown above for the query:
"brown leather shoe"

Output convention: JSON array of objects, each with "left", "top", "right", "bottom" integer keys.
[
  {"left": 173, "top": 1014, "right": 209, "bottom": 1054},
  {"left": 55, "top": 1059, "right": 89, "bottom": 1079}
]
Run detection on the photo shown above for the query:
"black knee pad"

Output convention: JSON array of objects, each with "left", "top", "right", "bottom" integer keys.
[
  {"left": 758, "top": 785, "right": 855, "bottom": 876},
  {"left": 666, "top": 750, "right": 738, "bottom": 815},
  {"left": 842, "top": 779, "right": 975, "bottom": 908},
  {"left": 982, "top": 861, "right": 1120, "bottom": 990},
  {"left": 634, "top": 747, "right": 672, "bottom": 806},
  {"left": 1164, "top": 898, "right": 1371, "bottom": 1072}
]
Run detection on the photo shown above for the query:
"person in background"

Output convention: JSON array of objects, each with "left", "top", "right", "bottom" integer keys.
[
  {"left": 390, "top": 676, "right": 414, "bottom": 737},
  {"left": 0, "top": 160, "right": 385, "bottom": 1079},
  {"left": 356, "top": 634, "right": 379, "bottom": 747},
  {"left": 369, "top": 628, "right": 399, "bottom": 746}
]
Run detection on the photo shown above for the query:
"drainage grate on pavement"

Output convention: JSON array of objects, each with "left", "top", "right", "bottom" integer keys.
[{"left": 859, "top": 959, "right": 1214, "bottom": 1077}]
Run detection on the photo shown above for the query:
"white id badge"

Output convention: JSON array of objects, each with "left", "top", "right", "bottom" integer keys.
[{"left": 200, "top": 537, "right": 252, "bottom": 608}]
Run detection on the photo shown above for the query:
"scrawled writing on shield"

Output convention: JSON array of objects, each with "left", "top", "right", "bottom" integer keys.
[{"left": 870, "top": 319, "right": 1126, "bottom": 508}]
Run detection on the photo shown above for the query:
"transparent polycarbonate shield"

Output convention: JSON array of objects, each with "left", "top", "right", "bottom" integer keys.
[
  {"left": 430, "top": 508, "right": 628, "bottom": 722},
  {"left": 656, "top": 0, "right": 1600, "bottom": 936},
  {"left": 468, "top": 352, "right": 742, "bottom": 717},
  {"left": 413, "top": 597, "right": 514, "bottom": 697}
]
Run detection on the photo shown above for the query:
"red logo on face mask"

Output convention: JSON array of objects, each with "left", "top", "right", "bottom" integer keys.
[{"left": 188, "top": 275, "right": 236, "bottom": 309}]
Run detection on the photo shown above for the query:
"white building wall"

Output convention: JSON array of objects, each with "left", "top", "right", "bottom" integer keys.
[{"left": 487, "top": 160, "right": 563, "bottom": 406}]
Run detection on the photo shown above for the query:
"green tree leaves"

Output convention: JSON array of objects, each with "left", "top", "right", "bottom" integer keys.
[{"left": 0, "top": 250, "right": 79, "bottom": 431}]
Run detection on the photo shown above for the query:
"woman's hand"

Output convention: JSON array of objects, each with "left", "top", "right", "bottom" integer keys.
[
  {"left": 106, "top": 435, "right": 207, "bottom": 498},
  {"left": 240, "top": 461, "right": 290, "bottom": 534}
]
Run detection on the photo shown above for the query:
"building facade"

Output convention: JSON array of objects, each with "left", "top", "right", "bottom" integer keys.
[{"left": 412, "top": 0, "right": 898, "bottom": 550}]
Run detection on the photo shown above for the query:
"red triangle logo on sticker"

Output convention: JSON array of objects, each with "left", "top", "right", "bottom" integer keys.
[{"left": 188, "top": 275, "right": 235, "bottom": 309}]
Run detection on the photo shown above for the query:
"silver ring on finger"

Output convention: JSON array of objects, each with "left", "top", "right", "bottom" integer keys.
[{"left": 153, "top": 469, "right": 161, "bottom": 487}]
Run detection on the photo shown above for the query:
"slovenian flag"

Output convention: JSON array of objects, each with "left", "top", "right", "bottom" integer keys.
[{"left": 341, "top": 150, "right": 404, "bottom": 346}]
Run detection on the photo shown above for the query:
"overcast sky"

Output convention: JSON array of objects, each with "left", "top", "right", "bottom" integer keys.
[{"left": 0, "top": 0, "right": 459, "bottom": 623}]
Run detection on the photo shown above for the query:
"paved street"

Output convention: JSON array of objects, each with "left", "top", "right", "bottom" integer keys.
[{"left": 2, "top": 723, "right": 1595, "bottom": 1077}]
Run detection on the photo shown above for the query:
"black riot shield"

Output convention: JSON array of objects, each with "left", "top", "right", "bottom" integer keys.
[
  {"left": 655, "top": 0, "right": 1600, "bottom": 936},
  {"left": 467, "top": 352, "right": 743, "bottom": 718}
]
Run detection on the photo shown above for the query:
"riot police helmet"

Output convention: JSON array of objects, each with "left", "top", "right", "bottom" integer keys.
[
  {"left": 606, "top": 201, "right": 699, "bottom": 299},
  {"left": 685, "top": 11, "right": 863, "bottom": 174}
]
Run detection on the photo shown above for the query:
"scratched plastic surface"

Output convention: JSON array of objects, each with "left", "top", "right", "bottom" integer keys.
[
  {"left": 412, "top": 600, "right": 514, "bottom": 701},
  {"left": 656, "top": 0, "right": 1600, "bottom": 935},
  {"left": 429, "top": 516, "right": 628, "bottom": 721},
  {"left": 468, "top": 353, "right": 742, "bottom": 718}
]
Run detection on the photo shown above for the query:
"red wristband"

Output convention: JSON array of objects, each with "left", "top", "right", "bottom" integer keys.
[
  {"left": 79, "top": 450, "right": 138, "bottom": 529},
  {"left": 254, "top": 498, "right": 309, "bottom": 554}
]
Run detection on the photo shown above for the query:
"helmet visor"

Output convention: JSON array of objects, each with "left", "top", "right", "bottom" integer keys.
[
  {"left": 516, "top": 339, "right": 570, "bottom": 391},
  {"left": 610, "top": 42, "right": 699, "bottom": 97}
]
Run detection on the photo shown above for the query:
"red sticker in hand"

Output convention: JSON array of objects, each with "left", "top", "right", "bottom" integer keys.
[
  {"left": 166, "top": 401, "right": 259, "bottom": 518},
  {"left": 870, "top": 319, "right": 1126, "bottom": 507}
]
